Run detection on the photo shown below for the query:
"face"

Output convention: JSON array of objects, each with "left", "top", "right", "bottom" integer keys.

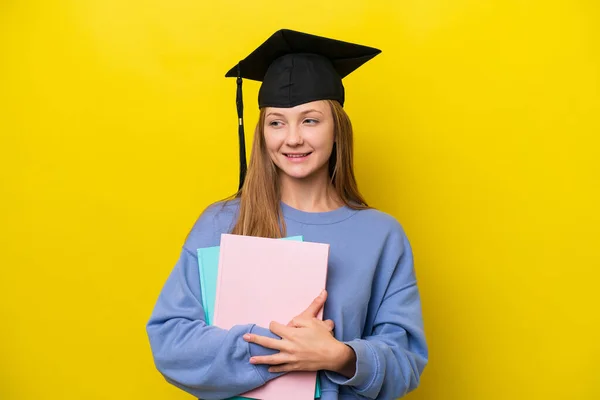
[{"left": 263, "top": 100, "right": 335, "bottom": 181}]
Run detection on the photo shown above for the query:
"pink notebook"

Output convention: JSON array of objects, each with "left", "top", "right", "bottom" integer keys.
[{"left": 213, "top": 233, "right": 330, "bottom": 400}]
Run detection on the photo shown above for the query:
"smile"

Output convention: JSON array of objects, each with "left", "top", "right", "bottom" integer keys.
[{"left": 283, "top": 152, "right": 312, "bottom": 159}]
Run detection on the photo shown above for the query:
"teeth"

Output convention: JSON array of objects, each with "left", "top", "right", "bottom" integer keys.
[{"left": 286, "top": 153, "right": 309, "bottom": 158}]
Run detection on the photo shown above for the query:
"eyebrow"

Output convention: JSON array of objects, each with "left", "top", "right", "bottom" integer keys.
[{"left": 266, "top": 109, "right": 324, "bottom": 118}]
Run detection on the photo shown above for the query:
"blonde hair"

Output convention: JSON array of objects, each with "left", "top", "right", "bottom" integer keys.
[{"left": 229, "top": 100, "right": 368, "bottom": 238}]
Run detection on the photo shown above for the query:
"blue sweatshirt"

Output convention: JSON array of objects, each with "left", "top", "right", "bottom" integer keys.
[{"left": 146, "top": 200, "right": 428, "bottom": 400}]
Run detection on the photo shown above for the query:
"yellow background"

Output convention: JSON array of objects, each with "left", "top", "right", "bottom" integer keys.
[{"left": 1, "top": 0, "right": 599, "bottom": 399}]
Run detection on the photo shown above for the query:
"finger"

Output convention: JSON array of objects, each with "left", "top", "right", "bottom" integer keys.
[
  {"left": 287, "top": 314, "right": 310, "bottom": 327},
  {"left": 250, "top": 353, "right": 289, "bottom": 366},
  {"left": 268, "top": 364, "right": 297, "bottom": 373},
  {"left": 269, "top": 320, "right": 294, "bottom": 338},
  {"left": 288, "top": 316, "right": 312, "bottom": 328},
  {"left": 243, "top": 333, "right": 284, "bottom": 351},
  {"left": 299, "top": 289, "right": 328, "bottom": 318},
  {"left": 323, "top": 319, "right": 335, "bottom": 331}
]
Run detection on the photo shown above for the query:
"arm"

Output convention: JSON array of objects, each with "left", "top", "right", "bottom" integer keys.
[
  {"left": 324, "top": 232, "right": 429, "bottom": 399},
  {"left": 146, "top": 247, "right": 281, "bottom": 399}
]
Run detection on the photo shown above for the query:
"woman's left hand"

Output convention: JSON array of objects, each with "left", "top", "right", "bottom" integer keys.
[{"left": 243, "top": 316, "right": 351, "bottom": 373}]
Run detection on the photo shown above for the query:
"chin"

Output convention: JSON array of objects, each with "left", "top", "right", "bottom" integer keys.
[
  {"left": 278, "top": 165, "right": 329, "bottom": 181},
  {"left": 279, "top": 169, "right": 314, "bottom": 180}
]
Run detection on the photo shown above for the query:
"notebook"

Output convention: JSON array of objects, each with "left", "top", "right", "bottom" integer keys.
[
  {"left": 213, "top": 233, "right": 330, "bottom": 400},
  {"left": 197, "top": 235, "right": 303, "bottom": 326},
  {"left": 197, "top": 235, "right": 322, "bottom": 399}
]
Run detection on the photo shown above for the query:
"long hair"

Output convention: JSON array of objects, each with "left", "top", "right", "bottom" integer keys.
[{"left": 229, "top": 99, "right": 369, "bottom": 238}]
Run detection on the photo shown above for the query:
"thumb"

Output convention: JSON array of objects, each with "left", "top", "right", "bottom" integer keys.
[{"left": 300, "top": 289, "right": 328, "bottom": 318}]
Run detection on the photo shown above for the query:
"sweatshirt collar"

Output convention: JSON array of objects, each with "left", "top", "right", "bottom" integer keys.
[{"left": 280, "top": 201, "right": 358, "bottom": 225}]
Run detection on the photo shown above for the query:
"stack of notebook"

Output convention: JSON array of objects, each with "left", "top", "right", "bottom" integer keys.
[{"left": 197, "top": 233, "right": 329, "bottom": 400}]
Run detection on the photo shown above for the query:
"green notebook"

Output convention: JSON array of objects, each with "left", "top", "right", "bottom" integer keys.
[{"left": 197, "top": 235, "right": 321, "bottom": 399}]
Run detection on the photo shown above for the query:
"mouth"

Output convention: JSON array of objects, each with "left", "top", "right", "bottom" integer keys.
[{"left": 283, "top": 152, "right": 312, "bottom": 159}]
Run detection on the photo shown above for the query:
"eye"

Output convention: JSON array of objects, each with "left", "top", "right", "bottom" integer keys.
[
  {"left": 303, "top": 118, "right": 319, "bottom": 125},
  {"left": 268, "top": 120, "right": 283, "bottom": 127}
]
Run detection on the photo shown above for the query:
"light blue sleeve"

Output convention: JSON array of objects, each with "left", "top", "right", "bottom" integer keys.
[
  {"left": 324, "top": 232, "right": 428, "bottom": 399},
  {"left": 145, "top": 246, "right": 282, "bottom": 399}
]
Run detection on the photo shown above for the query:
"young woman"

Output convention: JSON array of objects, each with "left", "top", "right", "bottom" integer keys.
[{"left": 146, "top": 29, "right": 428, "bottom": 400}]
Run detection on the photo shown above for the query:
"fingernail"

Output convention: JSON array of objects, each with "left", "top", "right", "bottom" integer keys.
[
  {"left": 249, "top": 357, "right": 256, "bottom": 364},
  {"left": 243, "top": 334, "right": 251, "bottom": 341},
  {"left": 320, "top": 289, "right": 326, "bottom": 297}
]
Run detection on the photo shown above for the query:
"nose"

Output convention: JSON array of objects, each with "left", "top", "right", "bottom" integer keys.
[{"left": 285, "top": 124, "right": 304, "bottom": 146}]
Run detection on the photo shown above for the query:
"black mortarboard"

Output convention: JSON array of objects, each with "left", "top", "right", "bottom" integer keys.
[{"left": 225, "top": 29, "right": 381, "bottom": 190}]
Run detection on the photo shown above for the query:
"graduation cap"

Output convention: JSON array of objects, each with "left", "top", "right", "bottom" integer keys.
[{"left": 226, "top": 29, "right": 381, "bottom": 190}]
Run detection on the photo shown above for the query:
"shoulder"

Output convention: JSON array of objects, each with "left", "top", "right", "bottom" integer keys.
[
  {"left": 351, "top": 206, "right": 412, "bottom": 257},
  {"left": 183, "top": 198, "right": 241, "bottom": 253},
  {"left": 353, "top": 207, "right": 407, "bottom": 237},
  {"left": 199, "top": 198, "right": 241, "bottom": 222}
]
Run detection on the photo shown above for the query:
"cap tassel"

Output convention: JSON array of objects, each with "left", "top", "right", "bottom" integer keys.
[{"left": 236, "top": 64, "right": 247, "bottom": 191}]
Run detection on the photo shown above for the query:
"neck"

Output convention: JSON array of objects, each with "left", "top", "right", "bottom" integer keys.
[{"left": 279, "top": 169, "right": 343, "bottom": 212}]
